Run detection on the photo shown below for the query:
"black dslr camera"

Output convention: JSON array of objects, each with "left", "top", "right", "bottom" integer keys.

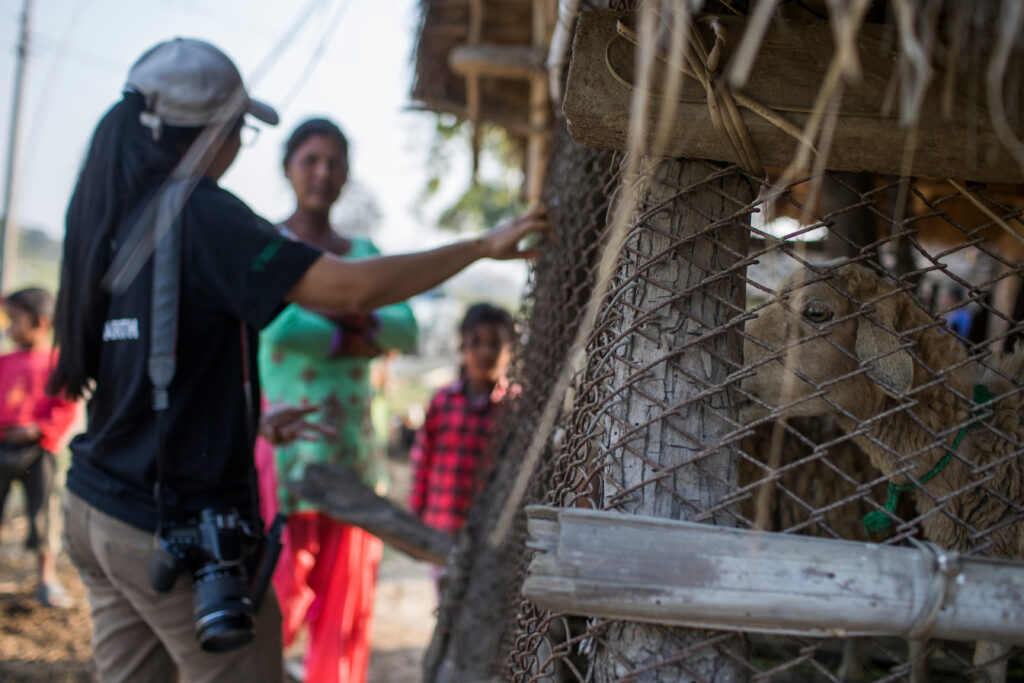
[{"left": 148, "top": 508, "right": 284, "bottom": 653}]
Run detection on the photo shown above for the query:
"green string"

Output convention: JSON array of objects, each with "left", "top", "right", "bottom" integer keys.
[{"left": 862, "top": 384, "right": 994, "bottom": 534}]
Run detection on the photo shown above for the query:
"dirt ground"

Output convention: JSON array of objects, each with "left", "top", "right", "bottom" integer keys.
[
  {"left": 0, "top": 479, "right": 438, "bottom": 682},
  {"left": 0, "top": 509, "right": 95, "bottom": 682}
]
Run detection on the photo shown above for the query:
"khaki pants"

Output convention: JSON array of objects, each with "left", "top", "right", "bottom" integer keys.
[{"left": 62, "top": 491, "right": 283, "bottom": 683}]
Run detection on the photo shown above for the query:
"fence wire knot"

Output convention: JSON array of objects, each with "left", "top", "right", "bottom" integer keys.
[{"left": 904, "top": 538, "right": 963, "bottom": 642}]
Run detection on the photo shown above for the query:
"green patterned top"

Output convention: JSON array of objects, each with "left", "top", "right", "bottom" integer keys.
[{"left": 258, "top": 236, "right": 418, "bottom": 513}]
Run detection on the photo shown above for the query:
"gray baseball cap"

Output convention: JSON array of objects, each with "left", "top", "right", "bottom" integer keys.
[{"left": 126, "top": 37, "right": 278, "bottom": 132}]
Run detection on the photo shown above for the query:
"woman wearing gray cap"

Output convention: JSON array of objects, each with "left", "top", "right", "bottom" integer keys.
[{"left": 47, "top": 38, "right": 548, "bottom": 683}]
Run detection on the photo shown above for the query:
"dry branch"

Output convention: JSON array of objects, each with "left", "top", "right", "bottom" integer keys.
[{"left": 292, "top": 463, "right": 453, "bottom": 565}]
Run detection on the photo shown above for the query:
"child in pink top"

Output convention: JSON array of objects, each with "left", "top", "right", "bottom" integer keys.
[{"left": 0, "top": 288, "right": 78, "bottom": 607}]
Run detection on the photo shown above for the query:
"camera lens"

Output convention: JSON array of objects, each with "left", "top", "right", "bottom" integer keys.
[{"left": 192, "top": 564, "right": 255, "bottom": 653}]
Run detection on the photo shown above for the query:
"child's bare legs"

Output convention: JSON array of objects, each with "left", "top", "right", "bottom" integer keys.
[
  {"left": 39, "top": 547, "right": 58, "bottom": 585},
  {"left": 36, "top": 546, "right": 69, "bottom": 607}
]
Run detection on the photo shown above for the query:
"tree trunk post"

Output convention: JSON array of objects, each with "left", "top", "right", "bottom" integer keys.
[{"left": 593, "top": 158, "right": 753, "bottom": 681}]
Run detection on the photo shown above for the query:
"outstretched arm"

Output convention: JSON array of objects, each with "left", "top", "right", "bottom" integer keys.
[{"left": 285, "top": 206, "right": 549, "bottom": 312}]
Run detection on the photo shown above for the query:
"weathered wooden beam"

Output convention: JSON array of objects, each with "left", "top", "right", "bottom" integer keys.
[
  {"left": 564, "top": 11, "right": 1024, "bottom": 183},
  {"left": 293, "top": 463, "right": 453, "bottom": 566},
  {"left": 523, "top": 505, "right": 1024, "bottom": 645},
  {"left": 449, "top": 44, "right": 548, "bottom": 79}
]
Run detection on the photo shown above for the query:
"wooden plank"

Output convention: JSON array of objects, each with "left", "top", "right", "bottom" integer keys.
[
  {"left": 563, "top": 11, "right": 1024, "bottom": 183},
  {"left": 292, "top": 463, "right": 453, "bottom": 566},
  {"left": 523, "top": 505, "right": 1024, "bottom": 644}
]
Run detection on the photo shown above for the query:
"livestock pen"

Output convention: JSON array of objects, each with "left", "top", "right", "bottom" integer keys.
[{"left": 406, "top": 1, "right": 1024, "bottom": 681}]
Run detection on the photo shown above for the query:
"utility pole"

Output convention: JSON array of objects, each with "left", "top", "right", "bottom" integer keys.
[{"left": 0, "top": 0, "right": 33, "bottom": 291}]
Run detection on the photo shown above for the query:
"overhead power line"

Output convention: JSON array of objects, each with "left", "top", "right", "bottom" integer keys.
[{"left": 277, "top": 0, "right": 352, "bottom": 115}]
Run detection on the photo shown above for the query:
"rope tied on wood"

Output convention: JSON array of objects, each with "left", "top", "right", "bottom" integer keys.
[
  {"left": 606, "top": 13, "right": 820, "bottom": 176},
  {"left": 610, "top": 14, "right": 762, "bottom": 175}
]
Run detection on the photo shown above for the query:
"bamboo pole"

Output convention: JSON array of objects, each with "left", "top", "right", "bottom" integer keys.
[
  {"left": 527, "top": 0, "right": 552, "bottom": 202},
  {"left": 524, "top": 506, "right": 1024, "bottom": 645},
  {"left": 467, "top": 0, "right": 484, "bottom": 177}
]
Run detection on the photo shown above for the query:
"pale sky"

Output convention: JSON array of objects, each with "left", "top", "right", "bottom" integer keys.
[{"left": 0, "top": 0, "right": 527, "bottom": 293}]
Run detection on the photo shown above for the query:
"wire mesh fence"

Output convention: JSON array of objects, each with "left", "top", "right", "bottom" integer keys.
[
  {"left": 426, "top": 1, "right": 1024, "bottom": 681},
  {"left": 495, "top": 165, "right": 1024, "bottom": 683},
  {"left": 424, "top": 117, "right": 619, "bottom": 681}
]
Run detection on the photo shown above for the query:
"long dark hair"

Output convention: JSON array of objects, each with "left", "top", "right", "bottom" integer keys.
[
  {"left": 459, "top": 302, "right": 514, "bottom": 340},
  {"left": 48, "top": 91, "right": 202, "bottom": 399},
  {"left": 5, "top": 287, "right": 54, "bottom": 327},
  {"left": 282, "top": 117, "right": 348, "bottom": 171}
]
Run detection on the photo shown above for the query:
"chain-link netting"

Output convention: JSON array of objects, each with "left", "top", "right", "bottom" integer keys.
[
  {"left": 423, "top": 116, "right": 619, "bottom": 681},
  {"left": 423, "top": 2, "right": 1024, "bottom": 681},
  {"left": 496, "top": 161, "right": 1024, "bottom": 681}
]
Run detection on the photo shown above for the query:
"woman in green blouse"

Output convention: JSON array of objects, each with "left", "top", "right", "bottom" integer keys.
[{"left": 256, "top": 118, "right": 416, "bottom": 683}]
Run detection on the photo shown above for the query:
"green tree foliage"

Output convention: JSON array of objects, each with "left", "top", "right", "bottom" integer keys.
[
  {"left": 417, "top": 114, "right": 525, "bottom": 234},
  {"left": 437, "top": 181, "right": 523, "bottom": 233}
]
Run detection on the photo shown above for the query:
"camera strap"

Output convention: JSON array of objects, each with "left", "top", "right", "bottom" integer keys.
[
  {"left": 148, "top": 180, "right": 186, "bottom": 536},
  {"left": 238, "top": 320, "right": 262, "bottom": 525},
  {"left": 147, "top": 180, "right": 263, "bottom": 534}
]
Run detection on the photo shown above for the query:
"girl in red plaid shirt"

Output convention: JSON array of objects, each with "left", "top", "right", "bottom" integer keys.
[{"left": 408, "top": 303, "right": 515, "bottom": 536}]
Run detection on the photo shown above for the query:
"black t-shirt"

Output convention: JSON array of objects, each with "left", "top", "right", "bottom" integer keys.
[{"left": 66, "top": 177, "right": 322, "bottom": 532}]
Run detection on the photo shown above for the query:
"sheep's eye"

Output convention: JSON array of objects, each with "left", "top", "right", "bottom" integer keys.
[{"left": 802, "top": 304, "right": 833, "bottom": 324}]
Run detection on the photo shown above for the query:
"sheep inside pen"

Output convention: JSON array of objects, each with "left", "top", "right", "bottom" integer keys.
[{"left": 740, "top": 260, "right": 1024, "bottom": 680}]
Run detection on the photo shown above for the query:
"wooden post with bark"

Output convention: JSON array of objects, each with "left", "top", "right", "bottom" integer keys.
[{"left": 591, "top": 158, "right": 753, "bottom": 681}]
